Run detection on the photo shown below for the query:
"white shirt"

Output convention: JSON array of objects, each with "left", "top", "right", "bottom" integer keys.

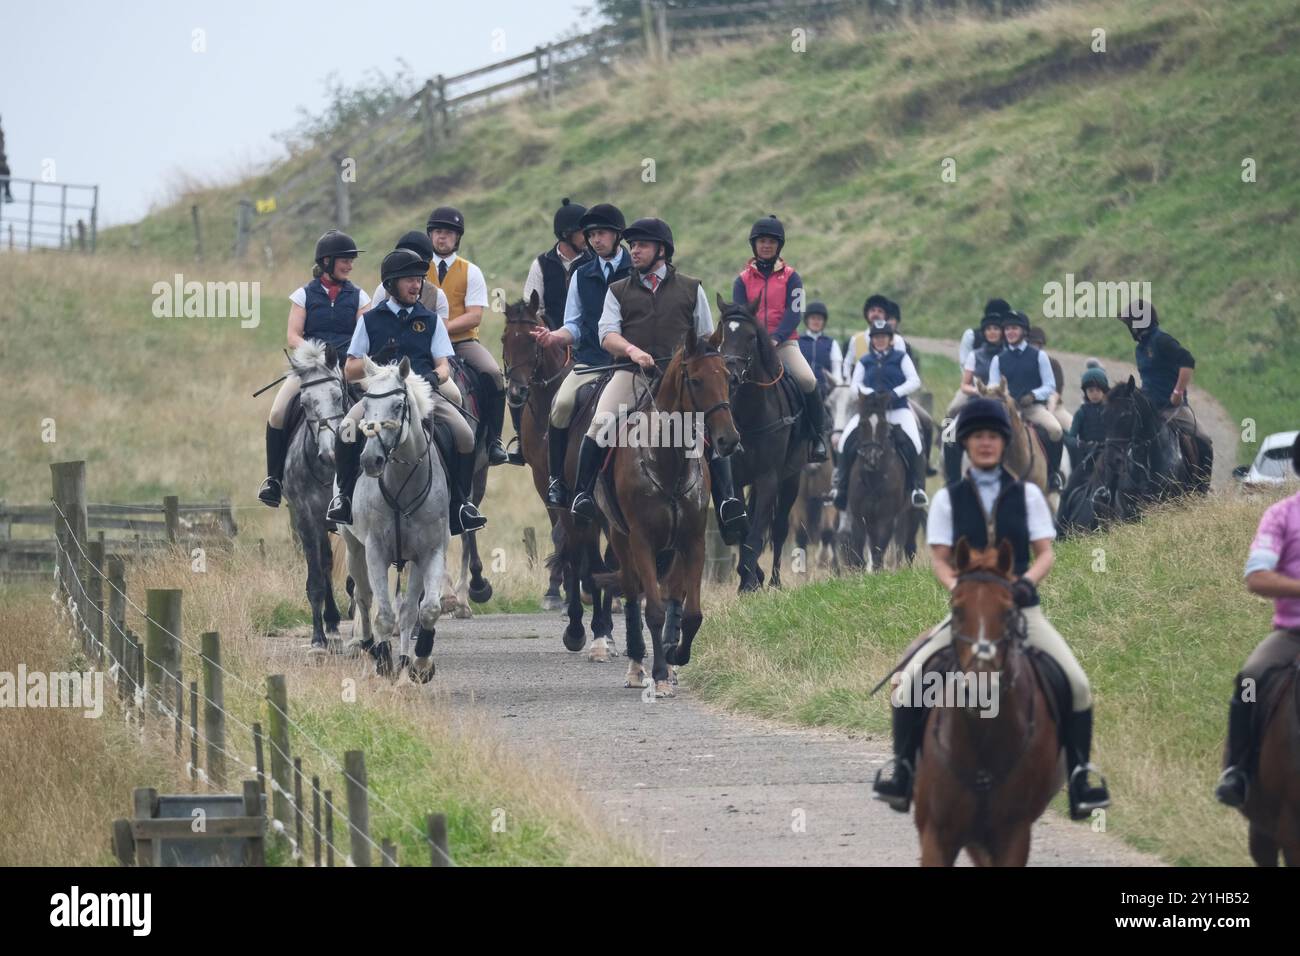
[
  {"left": 926, "top": 467, "right": 1057, "bottom": 546},
  {"left": 523, "top": 244, "right": 586, "bottom": 318},
  {"left": 988, "top": 342, "right": 1056, "bottom": 402},
  {"left": 370, "top": 282, "right": 448, "bottom": 321},
  {"left": 432, "top": 253, "right": 489, "bottom": 309},
  {"left": 842, "top": 328, "right": 908, "bottom": 382},
  {"left": 598, "top": 264, "right": 714, "bottom": 346},
  {"left": 346, "top": 296, "right": 454, "bottom": 362},
  {"left": 289, "top": 283, "right": 370, "bottom": 310},
  {"left": 850, "top": 348, "right": 921, "bottom": 398},
  {"left": 958, "top": 327, "right": 977, "bottom": 367}
]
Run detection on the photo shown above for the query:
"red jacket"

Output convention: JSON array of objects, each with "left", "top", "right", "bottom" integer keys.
[{"left": 737, "top": 258, "right": 796, "bottom": 339}]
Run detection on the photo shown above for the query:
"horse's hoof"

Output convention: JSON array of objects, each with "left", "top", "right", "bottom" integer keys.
[
  {"left": 588, "top": 637, "right": 612, "bottom": 662},
  {"left": 453, "top": 605, "right": 473, "bottom": 620},
  {"left": 409, "top": 657, "right": 436, "bottom": 683},
  {"left": 654, "top": 680, "right": 675, "bottom": 699},
  {"left": 610, "top": 597, "right": 623, "bottom": 614},
  {"left": 562, "top": 623, "right": 586, "bottom": 652},
  {"left": 306, "top": 645, "right": 327, "bottom": 666},
  {"left": 624, "top": 663, "right": 648, "bottom": 688},
  {"left": 372, "top": 642, "right": 394, "bottom": 678},
  {"left": 541, "top": 593, "right": 564, "bottom": 611},
  {"left": 468, "top": 579, "right": 493, "bottom": 604},
  {"left": 669, "top": 663, "right": 681, "bottom": 683}
]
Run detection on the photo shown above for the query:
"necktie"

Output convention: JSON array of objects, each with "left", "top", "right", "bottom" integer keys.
[
  {"left": 398, "top": 308, "right": 410, "bottom": 322},
  {"left": 647, "top": 273, "right": 659, "bottom": 292},
  {"left": 604, "top": 262, "right": 612, "bottom": 282},
  {"left": 438, "top": 260, "right": 448, "bottom": 283}
]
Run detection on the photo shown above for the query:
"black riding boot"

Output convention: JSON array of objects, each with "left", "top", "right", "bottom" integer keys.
[
  {"left": 802, "top": 389, "right": 828, "bottom": 462},
  {"left": 831, "top": 428, "right": 860, "bottom": 510},
  {"left": 943, "top": 436, "right": 964, "bottom": 485},
  {"left": 1065, "top": 708, "right": 1111, "bottom": 820},
  {"left": 1196, "top": 438, "right": 1214, "bottom": 494},
  {"left": 709, "top": 452, "right": 749, "bottom": 545},
  {"left": 326, "top": 436, "right": 362, "bottom": 525},
  {"left": 1047, "top": 437, "right": 1064, "bottom": 492},
  {"left": 483, "top": 385, "right": 509, "bottom": 466},
  {"left": 259, "top": 423, "right": 289, "bottom": 507},
  {"left": 1214, "top": 693, "right": 1254, "bottom": 807},
  {"left": 505, "top": 403, "right": 526, "bottom": 465},
  {"left": 872, "top": 702, "right": 928, "bottom": 812},
  {"left": 896, "top": 430, "right": 929, "bottom": 509},
  {"left": 435, "top": 429, "right": 486, "bottom": 536},
  {"left": 569, "top": 435, "right": 604, "bottom": 525},
  {"left": 545, "top": 424, "right": 571, "bottom": 509}
]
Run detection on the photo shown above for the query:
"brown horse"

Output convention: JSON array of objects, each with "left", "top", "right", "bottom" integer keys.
[
  {"left": 835, "top": 390, "right": 919, "bottom": 572},
  {"left": 596, "top": 327, "right": 740, "bottom": 697},
  {"left": 913, "top": 539, "right": 1063, "bottom": 866},
  {"left": 1240, "top": 665, "right": 1300, "bottom": 865},
  {"left": 501, "top": 292, "right": 572, "bottom": 611},
  {"left": 977, "top": 381, "right": 1050, "bottom": 506}
]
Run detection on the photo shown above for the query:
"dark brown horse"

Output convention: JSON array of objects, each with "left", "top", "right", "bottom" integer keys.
[
  {"left": 1094, "top": 376, "right": 1197, "bottom": 525},
  {"left": 501, "top": 292, "right": 572, "bottom": 611},
  {"left": 596, "top": 327, "right": 740, "bottom": 696},
  {"left": 717, "top": 297, "right": 808, "bottom": 592},
  {"left": 913, "top": 539, "right": 1063, "bottom": 866},
  {"left": 1239, "top": 665, "right": 1300, "bottom": 865},
  {"left": 835, "top": 390, "right": 919, "bottom": 572}
]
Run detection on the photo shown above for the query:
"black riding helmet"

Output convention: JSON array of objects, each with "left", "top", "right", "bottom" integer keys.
[
  {"left": 983, "top": 297, "right": 1012, "bottom": 321},
  {"left": 553, "top": 198, "right": 587, "bottom": 242},
  {"left": 1117, "top": 299, "right": 1158, "bottom": 340},
  {"left": 867, "top": 317, "right": 894, "bottom": 342},
  {"left": 863, "top": 293, "right": 890, "bottom": 318},
  {"left": 623, "top": 217, "right": 674, "bottom": 266},
  {"left": 1001, "top": 309, "right": 1030, "bottom": 331},
  {"left": 804, "top": 301, "right": 828, "bottom": 326},
  {"left": 979, "top": 310, "right": 1005, "bottom": 332},
  {"left": 579, "top": 202, "right": 627, "bottom": 240},
  {"left": 425, "top": 206, "right": 465, "bottom": 251},
  {"left": 956, "top": 397, "right": 1012, "bottom": 444},
  {"left": 380, "top": 248, "right": 431, "bottom": 293},
  {"left": 886, "top": 299, "right": 902, "bottom": 324},
  {"left": 396, "top": 229, "right": 434, "bottom": 262},
  {"left": 314, "top": 229, "right": 363, "bottom": 280},
  {"left": 749, "top": 214, "right": 785, "bottom": 260}
]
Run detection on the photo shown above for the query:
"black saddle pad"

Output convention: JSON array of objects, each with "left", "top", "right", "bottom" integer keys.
[
  {"left": 284, "top": 392, "right": 305, "bottom": 435},
  {"left": 575, "top": 370, "right": 613, "bottom": 422},
  {"left": 1025, "top": 646, "right": 1070, "bottom": 746}
]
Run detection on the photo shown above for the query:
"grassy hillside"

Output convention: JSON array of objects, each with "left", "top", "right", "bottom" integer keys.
[
  {"left": 101, "top": 0, "right": 1300, "bottom": 459},
  {"left": 689, "top": 490, "right": 1289, "bottom": 866}
]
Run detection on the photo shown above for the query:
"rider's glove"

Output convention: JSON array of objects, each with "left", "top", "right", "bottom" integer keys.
[
  {"left": 1011, "top": 577, "right": 1040, "bottom": 608},
  {"left": 1017, "top": 393, "right": 1036, "bottom": 409}
]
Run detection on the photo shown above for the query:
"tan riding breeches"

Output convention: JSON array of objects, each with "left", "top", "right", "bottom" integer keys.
[
  {"left": 1021, "top": 401, "right": 1064, "bottom": 442},
  {"left": 775, "top": 339, "right": 818, "bottom": 393},
  {"left": 894, "top": 604, "right": 1092, "bottom": 712},
  {"left": 584, "top": 369, "right": 658, "bottom": 445},
  {"left": 268, "top": 376, "right": 300, "bottom": 428},
  {"left": 453, "top": 338, "right": 505, "bottom": 392},
  {"left": 1241, "top": 628, "right": 1300, "bottom": 684},
  {"left": 551, "top": 364, "right": 599, "bottom": 428},
  {"left": 343, "top": 377, "right": 474, "bottom": 453}
]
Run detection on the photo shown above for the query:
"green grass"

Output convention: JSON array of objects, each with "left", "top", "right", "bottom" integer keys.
[{"left": 691, "top": 490, "right": 1287, "bottom": 866}]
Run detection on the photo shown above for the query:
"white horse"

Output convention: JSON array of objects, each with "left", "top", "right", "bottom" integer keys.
[{"left": 340, "top": 357, "right": 449, "bottom": 682}]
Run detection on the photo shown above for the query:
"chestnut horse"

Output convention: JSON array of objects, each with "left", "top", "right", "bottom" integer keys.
[
  {"left": 501, "top": 292, "right": 572, "bottom": 611},
  {"left": 1240, "top": 665, "right": 1300, "bottom": 865},
  {"left": 913, "top": 539, "right": 1063, "bottom": 866},
  {"left": 596, "top": 327, "right": 740, "bottom": 697}
]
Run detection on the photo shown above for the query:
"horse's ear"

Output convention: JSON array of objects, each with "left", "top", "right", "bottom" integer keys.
[
  {"left": 528, "top": 289, "right": 541, "bottom": 315},
  {"left": 685, "top": 326, "right": 699, "bottom": 355},
  {"left": 362, "top": 355, "right": 379, "bottom": 379},
  {"left": 398, "top": 356, "right": 411, "bottom": 380},
  {"left": 748, "top": 295, "right": 762, "bottom": 316},
  {"left": 709, "top": 325, "right": 723, "bottom": 349},
  {"left": 996, "top": 539, "right": 1014, "bottom": 577},
  {"left": 323, "top": 344, "right": 339, "bottom": 370},
  {"left": 954, "top": 536, "right": 972, "bottom": 572},
  {"left": 715, "top": 292, "right": 728, "bottom": 316},
  {"left": 1127, "top": 374, "right": 1136, "bottom": 389},
  {"left": 975, "top": 380, "right": 988, "bottom": 396}
]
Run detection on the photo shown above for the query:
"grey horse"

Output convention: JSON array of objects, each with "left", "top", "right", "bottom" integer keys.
[
  {"left": 340, "top": 357, "right": 449, "bottom": 682},
  {"left": 281, "top": 341, "right": 349, "bottom": 654}
]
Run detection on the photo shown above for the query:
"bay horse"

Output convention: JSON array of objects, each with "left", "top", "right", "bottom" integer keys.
[
  {"left": 976, "top": 381, "right": 1050, "bottom": 506},
  {"left": 441, "top": 354, "right": 494, "bottom": 616},
  {"left": 913, "top": 539, "right": 1063, "bottom": 866},
  {"left": 834, "top": 390, "right": 919, "bottom": 572},
  {"left": 501, "top": 291, "right": 573, "bottom": 611},
  {"left": 717, "top": 297, "right": 808, "bottom": 592},
  {"left": 595, "top": 327, "right": 740, "bottom": 697},
  {"left": 1241, "top": 663, "right": 1300, "bottom": 865},
  {"left": 794, "top": 382, "right": 850, "bottom": 571},
  {"left": 1093, "top": 376, "right": 1195, "bottom": 525},
  {"left": 279, "top": 341, "right": 349, "bottom": 654}
]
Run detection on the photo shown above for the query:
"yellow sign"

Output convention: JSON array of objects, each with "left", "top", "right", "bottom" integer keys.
[{"left": 255, "top": 197, "right": 277, "bottom": 215}]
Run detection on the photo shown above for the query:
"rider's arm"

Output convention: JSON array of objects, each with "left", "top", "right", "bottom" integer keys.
[
  {"left": 1022, "top": 538, "right": 1055, "bottom": 586},
  {"left": 287, "top": 304, "right": 307, "bottom": 349},
  {"left": 1170, "top": 366, "right": 1193, "bottom": 405},
  {"left": 597, "top": 288, "right": 650, "bottom": 367},
  {"left": 829, "top": 339, "right": 845, "bottom": 386},
  {"left": 895, "top": 353, "right": 921, "bottom": 398},
  {"left": 444, "top": 264, "right": 489, "bottom": 337},
  {"left": 1032, "top": 350, "right": 1056, "bottom": 402},
  {"left": 431, "top": 317, "right": 454, "bottom": 385},
  {"left": 343, "top": 320, "right": 369, "bottom": 383},
  {"left": 550, "top": 270, "right": 582, "bottom": 347},
  {"left": 1021, "top": 484, "right": 1057, "bottom": 585},
  {"left": 958, "top": 328, "right": 975, "bottom": 366},
  {"left": 851, "top": 359, "right": 872, "bottom": 396},
  {"left": 1244, "top": 504, "right": 1300, "bottom": 598},
  {"left": 769, "top": 271, "right": 803, "bottom": 344},
  {"left": 432, "top": 357, "right": 451, "bottom": 386},
  {"left": 960, "top": 356, "right": 978, "bottom": 394},
  {"left": 1246, "top": 570, "right": 1300, "bottom": 599},
  {"left": 925, "top": 489, "right": 958, "bottom": 591},
  {"left": 345, "top": 357, "right": 366, "bottom": 382}
]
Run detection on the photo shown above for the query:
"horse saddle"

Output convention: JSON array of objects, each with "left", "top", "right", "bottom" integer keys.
[
  {"left": 447, "top": 356, "right": 482, "bottom": 432},
  {"left": 284, "top": 392, "right": 306, "bottom": 435},
  {"left": 1024, "top": 647, "right": 1070, "bottom": 748},
  {"left": 778, "top": 372, "right": 805, "bottom": 432},
  {"left": 1256, "top": 659, "right": 1300, "bottom": 746},
  {"left": 594, "top": 447, "right": 630, "bottom": 536},
  {"left": 574, "top": 370, "right": 611, "bottom": 424}
]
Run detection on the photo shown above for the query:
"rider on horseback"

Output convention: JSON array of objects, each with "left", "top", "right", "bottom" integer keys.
[
  {"left": 1065, "top": 360, "right": 1108, "bottom": 468},
  {"left": 568, "top": 216, "right": 748, "bottom": 544},
  {"left": 797, "top": 301, "right": 844, "bottom": 394},
  {"left": 872, "top": 396, "right": 1111, "bottom": 820},
  {"left": 1215, "top": 435, "right": 1300, "bottom": 807},
  {"left": 423, "top": 205, "right": 511, "bottom": 467},
  {"left": 732, "top": 215, "right": 828, "bottom": 462},
  {"left": 987, "top": 309, "right": 1066, "bottom": 492},
  {"left": 1116, "top": 299, "right": 1214, "bottom": 492},
  {"left": 326, "top": 248, "right": 487, "bottom": 535},
  {"left": 944, "top": 301, "right": 1007, "bottom": 484},
  {"left": 514, "top": 198, "right": 593, "bottom": 465},
  {"left": 259, "top": 230, "right": 370, "bottom": 507},
  {"left": 831, "top": 319, "right": 929, "bottom": 510},
  {"left": 958, "top": 297, "right": 1010, "bottom": 370},
  {"left": 370, "top": 231, "right": 448, "bottom": 315}
]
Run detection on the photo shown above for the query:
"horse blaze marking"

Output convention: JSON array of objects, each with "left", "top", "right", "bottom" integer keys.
[{"left": 728, "top": 321, "right": 740, "bottom": 332}]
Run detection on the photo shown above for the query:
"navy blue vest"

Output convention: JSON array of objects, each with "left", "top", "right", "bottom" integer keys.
[
  {"left": 997, "top": 344, "right": 1044, "bottom": 400},
  {"left": 301, "top": 279, "right": 360, "bottom": 355},
  {"left": 857, "top": 349, "right": 909, "bottom": 409},
  {"left": 947, "top": 469, "right": 1032, "bottom": 576},
  {"left": 537, "top": 247, "right": 592, "bottom": 331},
  {"left": 360, "top": 301, "right": 440, "bottom": 380},
  {"left": 572, "top": 250, "right": 631, "bottom": 368},
  {"left": 798, "top": 333, "right": 834, "bottom": 383},
  {"left": 1073, "top": 402, "right": 1106, "bottom": 444},
  {"left": 972, "top": 343, "right": 1002, "bottom": 384},
  {"left": 1135, "top": 328, "right": 1181, "bottom": 409}
]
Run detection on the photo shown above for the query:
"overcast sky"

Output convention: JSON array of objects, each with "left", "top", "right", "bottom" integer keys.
[{"left": 1, "top": 0, "right": 591, "bottom": 226}]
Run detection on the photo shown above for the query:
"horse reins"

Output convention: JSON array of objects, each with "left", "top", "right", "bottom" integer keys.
[
  {"left": 359, "top": 385, "right": 436, "bottom": 565},
  {"left": 296, "top": 372, "right": 348, "bottom": 488}
]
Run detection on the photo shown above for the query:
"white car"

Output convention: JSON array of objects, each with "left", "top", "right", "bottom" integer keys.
[{"left": 1234, "top": 430, "right": 1298, "bottom": 488}]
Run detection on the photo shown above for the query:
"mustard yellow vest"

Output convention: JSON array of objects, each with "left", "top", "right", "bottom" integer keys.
[{"left": 426, "top": 256, "right": 477, "bottom": 343}]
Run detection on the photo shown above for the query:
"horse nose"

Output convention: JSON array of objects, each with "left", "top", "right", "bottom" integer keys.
[{"left": 715, "top": 434, "right": 739, "bottom": 458}]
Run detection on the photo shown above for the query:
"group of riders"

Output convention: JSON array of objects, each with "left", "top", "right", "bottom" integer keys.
[{"left": 251, "top": 197, "right": 1290, "bottom": 828}]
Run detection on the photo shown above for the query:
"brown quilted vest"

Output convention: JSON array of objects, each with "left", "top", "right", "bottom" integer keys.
[{"left": 609, "top": 265, "right": 701, "bottom": 362}]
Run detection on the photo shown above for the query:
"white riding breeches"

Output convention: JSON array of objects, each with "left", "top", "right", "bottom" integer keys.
[{"left": 839, "top": 406, "right": 922, "bottom": 455}]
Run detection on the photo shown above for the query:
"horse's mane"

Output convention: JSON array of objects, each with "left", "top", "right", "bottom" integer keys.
[
  {"left": 360, "top": 359, "right": 435, "bottom": 422},
  {"left": 1103, "top": 378, "right": 1156, "bottom": 437},
  {"left": 721, "top": 300, "right": 781, "bottom": 379},
  {"left": 290, "top": 339, "right": 334, "bottom": 373}
]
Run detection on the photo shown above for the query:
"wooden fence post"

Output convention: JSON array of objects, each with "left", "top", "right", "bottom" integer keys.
[
  {"left": 523, "top": 526, "right": 538, "bottom": 569},
  {"left": 234, "top": 200, "right": 253, "bottom": 259},
  {"left": 294, "top": 757, "right": 304, "bottom": 864},
  {"left": 421, "top": 79, "right": 437, "bottom": 153},
  {"left": 163, "top": 495, "right": 180, "bottom": 544},
  {"left": 243, "top": 779, "right": 265, "bottom": 866},
  {"left": 344, "top": 750, "right": 371, "bottom": 866},
  {"left": 200, "top": 631, "right": 226, "bottom": 789},
  {"left": 312, "top": 775, "right": 322, "bottom": 867},
  {"left": 253, "top": 721, "right": 266, "bottom": 795},
  {"left": 50, "top": 460, "right": 87, "bottom": 602},
  {"left": 144, "top": 588, "right": 182, "bottom": 715},
  {"left": 189, "top": 680, "right": 199, "bottom": 784},
  {"left": 436, "top": 75, "right": 449, "bottom": 140},
  {"left": 133, "top": 787, "right": 158, "bottom": 866},
  {"left": 655, "top": 1, "right": 670, "bottom": 60},
  {"left": 86, "top": 535, "right": 105, "bottom": 660},
  {"left": 641, "top": 0, "right": 656, "bottom": 57},
  {"left": 428, "top": 812, "right": 450, "bottom": 867},
  {"left": 266, "top": 675, "right": 292, "bottom": 828},
  {"left": 381, "top": 838, "right": 397, "bottom": 866},
  {"left": 325, "top": 789, "right": 335, "bottom": 866},
  {"left": 174, "top": 676, "right": 184, "bottom": 756},
  {"left": 107, "top": 556, "right": 126, "bottom": 677}
]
